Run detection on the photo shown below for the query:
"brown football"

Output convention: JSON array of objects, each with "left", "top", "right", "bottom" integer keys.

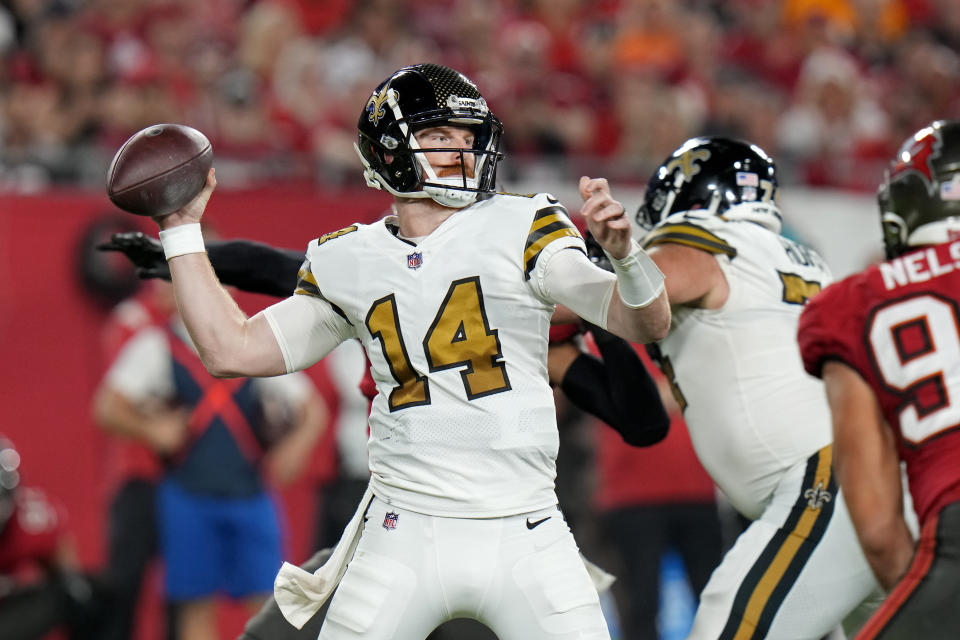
[{"left": 106, "top": 123, "right": 213, "bottom": 217}]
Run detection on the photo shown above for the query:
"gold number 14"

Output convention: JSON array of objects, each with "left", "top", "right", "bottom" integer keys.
[{"left": 365, "top": 277, "right": 512, "bottom": 412}]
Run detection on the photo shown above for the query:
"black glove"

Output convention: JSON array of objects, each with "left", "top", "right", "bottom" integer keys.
[{"left": 97, "top": 232, "right": 170, "bottom": 280}]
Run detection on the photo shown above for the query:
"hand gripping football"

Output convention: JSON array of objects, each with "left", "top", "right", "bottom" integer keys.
[{"left": 106, "top": 123, "right": 213, "bottom": 217}]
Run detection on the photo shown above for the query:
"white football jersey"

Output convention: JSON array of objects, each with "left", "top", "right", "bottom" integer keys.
[
  {"left": 643, "top": 206, "right": 833, "bottom": 519},
  {"left": 291, "top": 193, "right": 584, "bottom": 517}
]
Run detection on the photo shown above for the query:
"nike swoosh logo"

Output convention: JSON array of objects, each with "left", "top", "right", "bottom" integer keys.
[{"left": 526, "top": 516, "right": 551, "bottom": 530}]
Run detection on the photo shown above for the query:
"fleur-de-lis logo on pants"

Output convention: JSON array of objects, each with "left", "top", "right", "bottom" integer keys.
[{"left": 804, "top": 481, "right": 832, "bottom": 510}]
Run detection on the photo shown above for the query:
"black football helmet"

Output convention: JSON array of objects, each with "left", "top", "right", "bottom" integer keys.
[
  {"left": 0, "top": 436, "right": 20, "bottom": 533},
  {"left": 635, "top": 136, "right": 779, "bottom": 231},
  {"left": 878, "top": 120, "right": 960, "bottom": 259},
  {"left": 355, "top": 63, "right": 504, "bottom": 208}
]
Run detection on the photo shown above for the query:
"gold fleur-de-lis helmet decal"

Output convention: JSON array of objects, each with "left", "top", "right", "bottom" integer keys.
[
  {"left": 367, "top": 86, "right": 397, "bottom": 126},
  {"left": 665, "top": 148, "right": 712, "bottom": 183}
]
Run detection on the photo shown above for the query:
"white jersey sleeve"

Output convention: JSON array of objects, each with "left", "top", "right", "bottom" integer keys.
[
  {"left": 262, "top": 241, "right": 364, "bottom": 373},
  {"left": 535, "top": 247, "right": 616, "bottom": 328},
  {"left": 262, "top": 294, "right": 356, "bottom": 374}
]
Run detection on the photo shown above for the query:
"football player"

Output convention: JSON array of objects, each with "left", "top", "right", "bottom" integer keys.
[
  {"left": 633, "top": 136, "right": 879, "bottom": 638},
  {"left": 98, "top": 231, "right": 670, "bottom": 449},
  {"left": 799, "top": 120, "right": 960, "bottom": 637},
  {"left": 100, "top": 232, "right": 671, "bottom": 640},
  {"left": 140, "top": 63, "right": 670, "bottom": 639},
  {"left": 0, "top": 436, "right": 106, "bottom": 639}
]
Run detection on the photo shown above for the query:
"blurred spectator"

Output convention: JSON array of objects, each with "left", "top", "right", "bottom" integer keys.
[
  {"left": 94, "top": 280, "right": 178, "bottom": 640},
  {"left": 775, "top": 46, "right": 891, "bottom": 188},
  {"left": 719, "top": 0, "right": 806, "bottom": 90},
  {"left": 2, "top": 0, "right": 960, "bottom": 193},
  {"left": 699, "top": 67, "right": 785, "bottom": 156},
  {"left": 881, "top": 31, "right": 960, "bottom": 144},
  {"left": 611, "top": 0, "right": 685, "bottom": 77},
  {"left": 92, "top": 280, "right": 326, "bottom": 640},
  {"left": 608, "top": 72, "right": 702, "bottom": 185}
]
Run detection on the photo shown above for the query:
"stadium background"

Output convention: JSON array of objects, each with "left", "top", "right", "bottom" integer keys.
[{"left": 1, "top": 0, "right": 957, "bottom": 638}]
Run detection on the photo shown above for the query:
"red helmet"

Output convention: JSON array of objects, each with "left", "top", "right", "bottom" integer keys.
[{"left": 878, "top": 120, "right": 960, "bottom": 258}]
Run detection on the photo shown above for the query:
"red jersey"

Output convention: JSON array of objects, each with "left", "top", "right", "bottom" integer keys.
[
  {"left": 798, "top": 240, "right": 960, "bottom": 524},
  {"left": 0, "top": 487, "right": 67, "bottom": 577}
]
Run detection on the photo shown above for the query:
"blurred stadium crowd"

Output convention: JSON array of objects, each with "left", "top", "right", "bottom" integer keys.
[{"left": 2, "top": 0, "right": 959, "bottom": 194}]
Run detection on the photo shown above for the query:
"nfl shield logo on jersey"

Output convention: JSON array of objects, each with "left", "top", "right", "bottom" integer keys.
[
  {"left": 407, "top": 251, "right": 423, "bottom": 270},
  {"left": 383, "top": 511, "right": 399, "bottom": 530}
]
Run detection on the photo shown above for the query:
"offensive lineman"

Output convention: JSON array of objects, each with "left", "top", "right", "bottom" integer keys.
[
  {"left": 142, "top": 63, "right": 669, "bottom": 640},
  {"left": 633, "top": 136, "right": 878, "bottom": 639},
  {"left": 799, "top": 120, "right": 960, "bottom": 638}
]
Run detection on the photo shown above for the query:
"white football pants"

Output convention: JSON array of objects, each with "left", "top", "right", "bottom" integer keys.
[
  {"left": 689, "top": 446, "right": 879, "bottom": 639},
  {"left": 318, "top": 497, "right": 610, "bottom": 640}
]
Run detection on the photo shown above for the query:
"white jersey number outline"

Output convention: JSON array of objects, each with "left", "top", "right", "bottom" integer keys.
[
  {"left": 868, "top": 293, "right": 960, "bottom": 444},
  {"left": 366, "top": 276, "right": 511, "bottom": 412}
]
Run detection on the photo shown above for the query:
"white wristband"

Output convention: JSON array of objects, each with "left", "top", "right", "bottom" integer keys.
[
  {"left": 159, "top": 223, "right": 205, "bottom": 260},
  {"left": 605, "top": 240, "right": 666, "bottom": 308}
]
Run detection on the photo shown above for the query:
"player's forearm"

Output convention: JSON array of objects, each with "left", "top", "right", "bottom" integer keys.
[
  {"left": 266, "top": 396, "right": 327, "bottom": 486},
  {"left": 837, "top": 446, "right": 912, "bottom": 591},
  {"left": 604, "top": 240, "right": 670, "bottom": 342},
  {"left": 824, "top": 362, "right": 911, "bottom": 591},
  {"left": 858, "top": 517, "right": 915, "bottom": 591},
  {"left": 92, "top": 386, "right": 146, "bottom": 438},
  {"left": 91, "top": 387, "right": 170, "bottom": 449},
  {"left": 168, "top": 252, "right": 250, "bottom": 373},
  {"left": 606, "top": 289, "right": 670, "bottom": 343},
  {"left": 166, "top": 253, "right": 286, "bottom": 377},
  {"left": 542, "top": 248, "right": 668, "bottom": 342}
]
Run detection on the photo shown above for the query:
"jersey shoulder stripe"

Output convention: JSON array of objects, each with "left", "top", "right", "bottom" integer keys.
[
  {"left": 523, "top": 205, "right": 582, "bottom": 280},
  {"left": 296, "top": 225, "right": 368, "bottom": 321},
  {"left": 294, "top": 259, "right": 321, "bottom": 298},
  {"left": 316, "top": 225, "right": 359, "bottom": 246},
  {"left": 642, "top": 221, "right": 737, "bottom": 258}
]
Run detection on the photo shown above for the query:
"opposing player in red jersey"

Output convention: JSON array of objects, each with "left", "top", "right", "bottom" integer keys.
[
  {"left": 0, "top": 436, "right": 106, "bottom": 639},
  {"left": 798, "top": 119, "right": 960, "bottom": 638}
]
